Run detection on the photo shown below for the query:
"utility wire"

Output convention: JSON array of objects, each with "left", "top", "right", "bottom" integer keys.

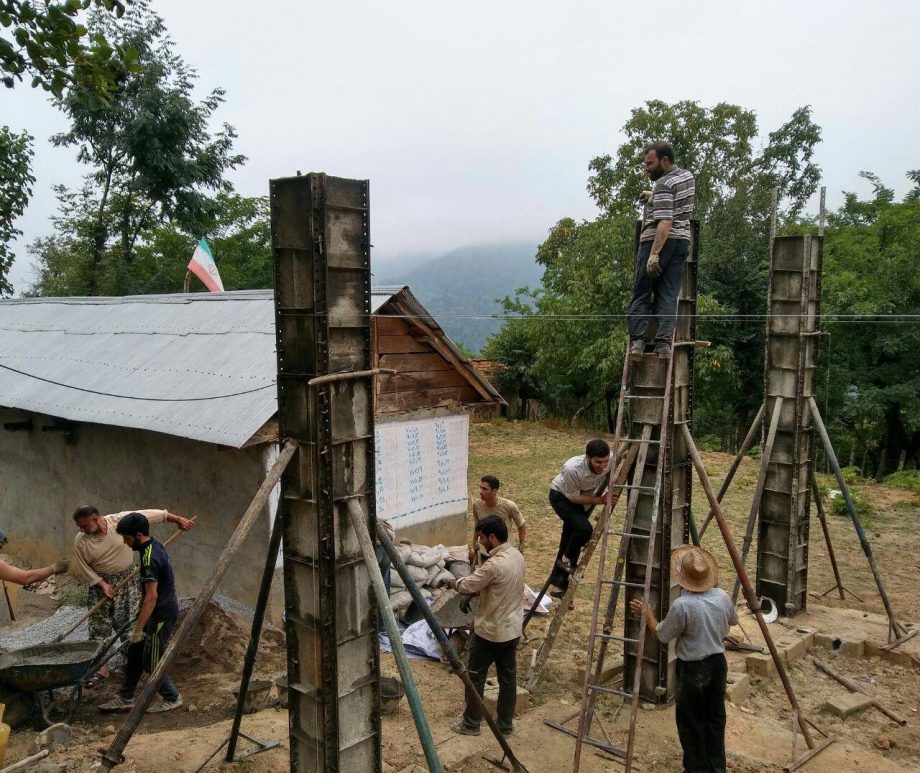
[{"left": 0, "top": 361, "right": 276, "bottom": 402}]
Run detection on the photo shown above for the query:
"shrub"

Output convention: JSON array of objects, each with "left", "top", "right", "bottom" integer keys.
[
  {"left": 883, "top": 469, "right": 920, "bottom": 493},
  {"left": 840, "top": 466, "right": 865, "bottom": 485},
  {"left": 747, "top": 445, "right": 762, "bottom": 460},
  {"left": 830, "top": 489, "right": 874, "bottom": 524},
  {"left": 700, "top": 435, "right": 722, "bottom": 452}
]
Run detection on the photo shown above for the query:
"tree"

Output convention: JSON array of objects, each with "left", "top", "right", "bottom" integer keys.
[
  {"left": 29, "top": 0, "right": 244, "bottom": 296},
  {"left": 485, "top": 101, "right": 822, "bottom": 440},
  {"left": 1, "top": 0, "right": 130, "bottom": 101},
  {"left": 821, "top": 171, "right": 920, "bottom": 475},
  {"left": 0, "top": 125, "right": 34, "bottom": 295},
  {"left": 29, "top": 192, "right": 270, "bottom": 296}
]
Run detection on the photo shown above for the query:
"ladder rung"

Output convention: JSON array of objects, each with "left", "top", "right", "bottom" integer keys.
[
  {"left": 608, "top": 530, "right": 650, "bottom": 539},
  {"left": 623, "top": 393, "right": 665, "bottom": 400},
  {"left": 600, "top": 579, "right": 646, "bottom": 589},
  {"left": 619, "top": 437, "right": 661, "bottom": 445},
  {"left": 598, "top": 633, "right": 638, "bottom": 644},
  {"left": 610, "top": 483, "right": 656, "bottom": 493}
]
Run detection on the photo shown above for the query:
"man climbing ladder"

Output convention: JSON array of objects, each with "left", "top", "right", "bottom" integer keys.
[{"left": 627, "top": 141, "right": 695, "bottom": 359}]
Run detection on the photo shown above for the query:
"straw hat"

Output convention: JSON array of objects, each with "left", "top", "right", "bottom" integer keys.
[{"left": 671, "top": 545, "right": 719, "bottom": 592}]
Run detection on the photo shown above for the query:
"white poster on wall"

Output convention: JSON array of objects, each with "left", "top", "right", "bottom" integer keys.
[{"left": 374, "top": 413, "right": 469, "bottom": 530}]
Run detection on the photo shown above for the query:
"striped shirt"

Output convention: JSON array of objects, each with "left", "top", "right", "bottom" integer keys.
[{"left": 640, "top": 165, "right": 695, "bottom": 243}]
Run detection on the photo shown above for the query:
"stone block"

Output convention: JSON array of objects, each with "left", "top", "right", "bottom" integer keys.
[
  {"left": 779, "top": 630, "right": 814, "bottom": 663},
  {"left": 822, "top": 691, "right": 873, "bottom": 718},
  {"left": 30, "top": 723, "right": 72, "bottom": 754},
  {"left": 576, "top": 657, "right": 624, "bottom": 685},
  {"left": 864, "top": 640, "right": 916, "bottom": 668},
  {"left": 746, "top": 652, "right": 776, "bottom": 678},
  {"left": 482, "top": 684, "right": 530, "bottom": 717},
  {"left": 726, "top": 673, "right": 751, "bottom": 704},
  {"left": 814, "top": 633, "right": 865, "bottom": 658}
]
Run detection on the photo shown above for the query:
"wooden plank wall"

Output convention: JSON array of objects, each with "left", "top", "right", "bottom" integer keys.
[{"left": 373, "top": 315, "right": 481, "bottom": 412}]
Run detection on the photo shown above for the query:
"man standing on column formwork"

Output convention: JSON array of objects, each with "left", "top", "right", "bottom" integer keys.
[
  {"left": 448, "top": 515, "right": 525, "bottom": 738},
  {"left": 73, "top": 506, "right": 194, "bottom": 685},
  {"left": 627, "top": 141, "right": 695, "bottom": 360},
  {"left": 630, "top": 545, "right": 737, "bottom": 773},
  {"left": 546, "top": 439, "right": 611, "bottom": 599},
  {"left": 100, "top": 513, "right": 184, "bottom": 713}
]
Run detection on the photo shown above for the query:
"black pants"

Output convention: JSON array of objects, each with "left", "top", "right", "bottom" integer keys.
[
  {"left": 461, "top": 633, "right": 519, "bottom": 733},
  {"left": 120, "top": 608, "right": 180, "bottom": 702},
  {"left": 675, "top": 653, "right": 728, "bottom": 773},
  {"left": 626, "top": 238, "right": 689, "bottom": 342},
  {"left": 548, "top": 489, "right": 592, "bottom": 589}
]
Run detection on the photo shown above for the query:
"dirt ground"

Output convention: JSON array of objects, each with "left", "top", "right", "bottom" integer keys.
[{"left": 3, "top": 417, "right": 920, "bottom": 772}]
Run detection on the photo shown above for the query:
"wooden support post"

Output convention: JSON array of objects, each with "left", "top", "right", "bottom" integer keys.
[{"left": 810, "top": 473, "right": 858, "bottom": 601}]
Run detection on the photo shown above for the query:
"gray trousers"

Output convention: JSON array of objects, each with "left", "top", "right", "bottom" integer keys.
[{"left": 626, "top": 238, "right": 689, "bottom": 342}]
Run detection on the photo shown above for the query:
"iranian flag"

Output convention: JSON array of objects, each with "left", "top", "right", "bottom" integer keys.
[{"left": 187, "top": 238, "right": 224, "bottom": 292}]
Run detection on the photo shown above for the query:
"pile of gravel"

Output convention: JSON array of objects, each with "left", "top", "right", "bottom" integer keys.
[{"left": 0, "top": 605, "right": 89, "bottom": 651}]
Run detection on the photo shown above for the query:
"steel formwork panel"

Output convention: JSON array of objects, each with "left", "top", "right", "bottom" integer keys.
[
  {"left": 271, "top": 174, "right": 381, "bottom": 772},
  {"left": 756, "top": 235, "right": 823, "bottom": 615},
  {"left": 622, "top": 223, "right": 698, "bottom": 703}
]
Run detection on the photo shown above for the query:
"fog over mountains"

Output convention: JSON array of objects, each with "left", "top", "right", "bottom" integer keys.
[{"left": 372, "top": 242, "right": 543, "bottom": 353}]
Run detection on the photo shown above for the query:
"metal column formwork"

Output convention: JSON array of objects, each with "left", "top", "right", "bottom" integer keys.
[
  {"left": 755, "top": 235, "right": 823, "bottom": 616},
  {"left": 622, "top": 222, "right": 698, "bottom": 703},
  {"left": 270, "top": 173, "right": 381, "bottom": 771}
]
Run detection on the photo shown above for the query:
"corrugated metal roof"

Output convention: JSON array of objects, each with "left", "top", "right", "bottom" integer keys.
[
  {"left": 0, "top": 286, "right": 500, "bottom": 449},
  {"left": 0, "top": 291, "right": 281, "bottom": 448}
]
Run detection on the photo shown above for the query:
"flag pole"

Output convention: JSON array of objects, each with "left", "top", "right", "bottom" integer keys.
[{"left": 183, "top": 270, "right": 192, "bottom": 293}]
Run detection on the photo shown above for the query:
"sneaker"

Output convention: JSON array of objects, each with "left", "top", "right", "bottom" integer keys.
[
  {"left": 450, "top": 718, "right": 481, "bottom": 736},
  {"left": 147, "top": 695, "right": 183, "bottom": 713},
  {"left": 654, "top": 340, "right": 671, "bottom": 359},
  {"left": 629, "top": 339, "right": 647, "bottom": 360},
  {"left": 500, "top": 726, "right": 514, "bottom": 738},
  {"left": 99, "top": 695, "right": 134, "bottom": 712}
]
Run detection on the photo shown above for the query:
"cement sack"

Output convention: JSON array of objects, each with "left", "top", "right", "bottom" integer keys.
[
  {"left": 395, "top": 543, "right": 413, "bottom": 564},
  {"left": 429, "top": 569, "right": 455, "bottom": 588},
  {"left": 406, "top": 544, "right": 446, "bottom": 569},
  {"left": 388, "top": 590, "right": 413, "bottom": 617},
  {"left": 405, "top": 564, "right": 429, "bottom": 584},
  {"left": 523, "top": 583, "right": 552, "bottom": 615}
]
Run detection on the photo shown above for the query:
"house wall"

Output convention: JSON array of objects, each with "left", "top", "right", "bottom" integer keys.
[{"left": 0, "top": 409, "right": 272, "bottom": 609}]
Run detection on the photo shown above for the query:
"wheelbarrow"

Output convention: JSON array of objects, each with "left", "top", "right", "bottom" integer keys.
[{"left": 0, "top": 624, "right": 127, "bottom": 727}]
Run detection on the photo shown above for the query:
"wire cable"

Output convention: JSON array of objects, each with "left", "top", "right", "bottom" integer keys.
[{"left": 0, "top": 361, "right": 275, "bottom": 402}]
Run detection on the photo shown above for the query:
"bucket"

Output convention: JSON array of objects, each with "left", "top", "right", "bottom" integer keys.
[
  {"left": 232, "top": 679, "right": 273, "bottom": 714},
  {"left": 379, "top": 677, "right": 405, "bottom": 715}
]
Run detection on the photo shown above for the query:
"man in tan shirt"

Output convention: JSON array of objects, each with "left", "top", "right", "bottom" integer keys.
[
  {"left": 447, "top": 515, "right": 524, "bottom": 738},
  {"left": 72, "top": 505, "right": 194, "bottom": 682},
  {"left": 472, "top": 476, "right": 526, "bottom": 561}
]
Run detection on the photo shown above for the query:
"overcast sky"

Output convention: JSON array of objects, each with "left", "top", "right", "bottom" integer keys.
[{"left": 5, "top": 0, "right": 919, "bottom": 292}]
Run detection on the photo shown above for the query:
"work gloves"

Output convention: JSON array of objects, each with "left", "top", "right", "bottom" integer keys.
[
  {"left": 130, "top": 625, "right": 145, "bottom": 644},
  {"left": 51, "top": 558, "right": 71, "bottom": 574},
  {"left": 647, "top": 253, "right": 662, "bottom": 278}
]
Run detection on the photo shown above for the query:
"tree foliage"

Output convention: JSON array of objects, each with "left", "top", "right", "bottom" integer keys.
[
  {"left": 485, "top": 100, "right": 822, "bottom": 441},
  {"left": 29, "top": 192, "right": 270, "bottom": 296},
  {"left": 28, "top": 0, "right": 245, "bottom": 296},
  {"left": 821, "top": 172, "right": 920, "bottom": 475},
  {"left": 1, "top": 0, "right": 131, "bottom": 101},
  {"left": 0, "top": 125, "right": 34, "bottom": 295}
]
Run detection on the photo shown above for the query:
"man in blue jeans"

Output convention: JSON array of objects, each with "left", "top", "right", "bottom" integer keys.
[
  {"left": 627, "top": 141, "right": 695, "bottom": 359},
  {"left": 99, "top": 512, "right": 182, "bottom": 713}
]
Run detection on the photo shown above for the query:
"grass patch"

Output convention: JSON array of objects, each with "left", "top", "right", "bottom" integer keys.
[
  {"left": 830, "top": 488, "right": 874, "bottom": 526},
  {"left": 883, "top": 469, "right": 920, "bottom": 493}
]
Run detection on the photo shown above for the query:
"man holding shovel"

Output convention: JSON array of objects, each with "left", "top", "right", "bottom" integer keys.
[{"left": 72, "top": 506, "right": 194, "bottom": 685}]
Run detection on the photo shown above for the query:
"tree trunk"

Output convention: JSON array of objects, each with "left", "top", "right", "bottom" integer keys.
[
  {"left": 861, "top": 445, "right": 870, "bottom": 475},
  {"left": 875, "top": 446, "right": 888, "bottom": 481},
  {"left": 848, "top": 443, "right": 856, "bottom": 468},
  {"left": 605, "top": 388, "right": 615, "bottom": 434}
]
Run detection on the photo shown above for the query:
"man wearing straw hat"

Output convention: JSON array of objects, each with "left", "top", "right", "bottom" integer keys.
[{"left": 631, "top": 545, "right": 737, "bottom": 773}]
